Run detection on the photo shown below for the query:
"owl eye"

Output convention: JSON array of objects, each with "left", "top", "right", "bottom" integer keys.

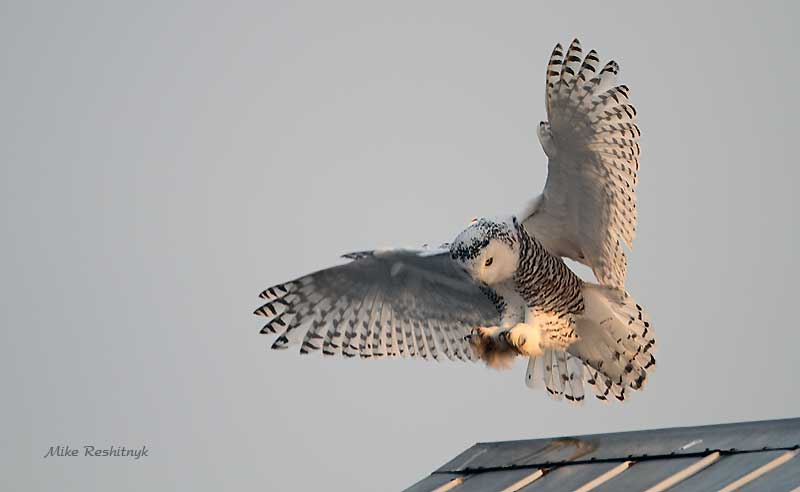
[{"left": 484, "top": 257, "right": 493, "bottom": 267}]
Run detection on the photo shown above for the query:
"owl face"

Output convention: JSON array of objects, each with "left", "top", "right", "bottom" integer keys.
[{"left": 449, "top": 217, "right": 520, "bottom": 285}]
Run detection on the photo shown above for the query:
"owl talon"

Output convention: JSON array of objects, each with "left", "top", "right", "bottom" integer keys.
[
  {"left": 500, "top": 330, "right": 526, "bottom": 355},
  {"left": 466, "top": 326, "right": 518, "bottom": 369}
]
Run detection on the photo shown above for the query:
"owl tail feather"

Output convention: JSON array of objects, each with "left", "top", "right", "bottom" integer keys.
[{"left": 526, "top": 283, "right": 656, "bottom": 403}]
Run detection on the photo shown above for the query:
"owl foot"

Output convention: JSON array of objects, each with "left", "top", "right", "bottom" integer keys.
[
  {"left": 503, "top": 322, "right": 544, "bottom": 357},
  {"left": 465, "top": 326, "right": 518, "bottom": 369}
]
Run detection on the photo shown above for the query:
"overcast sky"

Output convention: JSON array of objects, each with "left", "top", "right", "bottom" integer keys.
[{"left": 4, "top": 1, "right": 799, "bottom": 490}]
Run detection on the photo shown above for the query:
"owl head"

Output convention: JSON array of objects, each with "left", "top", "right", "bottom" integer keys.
[{"left": 449, "top": 216, "right": 520, "bottom": 285}]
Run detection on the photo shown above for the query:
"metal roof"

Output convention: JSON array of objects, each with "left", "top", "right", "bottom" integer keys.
[{"left": 404, "top": 418, "right": 800, "bottom": 492}]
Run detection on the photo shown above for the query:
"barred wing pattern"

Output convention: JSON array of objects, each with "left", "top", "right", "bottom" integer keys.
[
  {"left": 255, "top": 250, "right": 501, "bottom": 361},
  {"left": 523, "top": 39, "right": 641, "bottom": 289}
]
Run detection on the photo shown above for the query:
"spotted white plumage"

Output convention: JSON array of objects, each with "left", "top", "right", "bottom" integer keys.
[{"left": 255, "top": 39, "right": 656, "bottom": 404}]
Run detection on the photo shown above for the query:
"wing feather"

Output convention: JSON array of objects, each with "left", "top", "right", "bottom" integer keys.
[
  {"left": 524, "top": 39, "right": 641, "bottom": 289},
  {"left": 255, "top": 250, "right": 501, "bottom": 361}
]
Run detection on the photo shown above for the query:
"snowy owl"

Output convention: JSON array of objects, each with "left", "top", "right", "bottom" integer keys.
[{"left": 254, "top": 39, "right": 654, "bottom": 403}]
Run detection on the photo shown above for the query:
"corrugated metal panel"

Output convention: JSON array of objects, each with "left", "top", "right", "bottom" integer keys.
[
  {"left": 591, "top": 456, "right": 709, "bottom": 492},
  {"left": 735, "top": 450, "right": 800, "bottom": 491},
  {"left": 450, "top": 469, "right": 541, "bottom": 492},
  {"left": 517, "top": 462, "right": 627, "bottom": 491},
  {"left": 672, "top": 450, "right": 787, "bottom": 491},
  {"left": 409, "top": 419, "right": 800, "bottom": 492},
  {"left": 403, "top": 473, "right": 462, "bottom": 492},
  {"left": 438, "top": 418, "right": 800, "bottom": 472}
]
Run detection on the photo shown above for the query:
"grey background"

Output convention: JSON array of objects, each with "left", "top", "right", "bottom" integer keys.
[{"left": 3, "top": 1, "right": 798, "bottom": 490}]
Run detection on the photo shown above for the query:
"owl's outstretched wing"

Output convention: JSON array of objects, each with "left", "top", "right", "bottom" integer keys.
[
  {"left": 254, "top": 249, "right": 501, "bottom": 361},
  {"left": 522, "top": 39, "right": 640, "bottom": 289}
]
